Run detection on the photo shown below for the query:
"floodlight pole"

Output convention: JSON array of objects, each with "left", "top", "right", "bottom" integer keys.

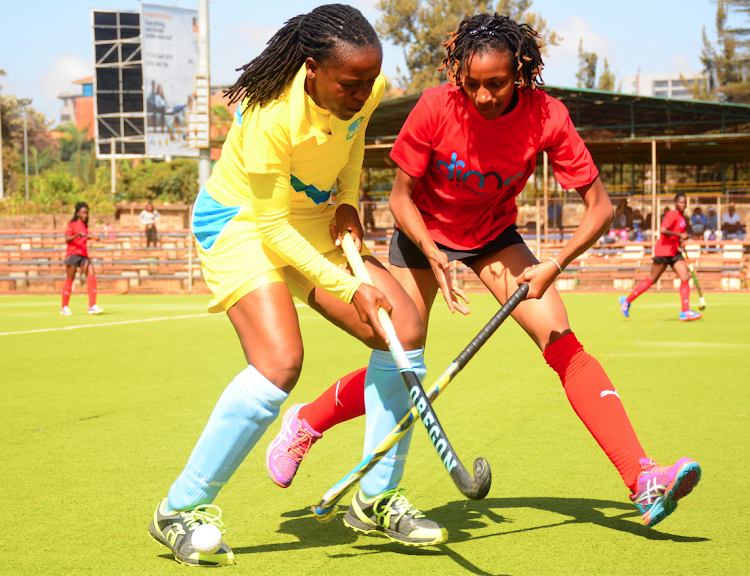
[
  {"left": 197, "top": 0, "right": 211, "bottom": 189},
  {"left": 23, "top": 103, "right": 29, "bottom": 202}
]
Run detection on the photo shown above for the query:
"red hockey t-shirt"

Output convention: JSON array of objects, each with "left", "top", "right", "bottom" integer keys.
[
  {"left": 390, "top": 84, "right": 599, "bottom": 250},
  {"left": 65, "top": 220, "right": 89, "bottom": 258},
  {"left": 654, "top": 209, "right": 686, "bottom": 257}
]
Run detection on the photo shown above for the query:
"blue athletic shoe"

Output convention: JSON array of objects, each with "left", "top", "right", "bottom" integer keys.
[{"left": 619, "top": 296, "right": 630, "bottom": 318}]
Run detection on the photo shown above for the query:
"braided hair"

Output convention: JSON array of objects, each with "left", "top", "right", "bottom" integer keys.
[
  {"left": 439, "top": 13, "right": 544, "bottom": 89},
  {"left": 224, "top": 4, "right": 381, "bottom": 112},
  {"left": 71, "top": 202, "right": 89, "bottom": 223}
]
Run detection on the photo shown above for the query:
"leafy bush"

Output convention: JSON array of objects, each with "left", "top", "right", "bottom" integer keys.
[{"left": 118, "top": 158, "right": 198, "bottom": 204}]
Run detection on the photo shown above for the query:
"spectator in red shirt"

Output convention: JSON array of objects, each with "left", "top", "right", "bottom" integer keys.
[
  {"left": 61, "top": 202, "right": 103, "bottom": 316},
  {"left": 267, "top": 13, "right": 700, "bottom": 531},
  {"left": 620, "top": 193, "right": 701, "bottom": 321}
]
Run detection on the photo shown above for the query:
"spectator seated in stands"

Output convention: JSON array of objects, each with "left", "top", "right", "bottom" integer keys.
[
  {"left": 703, "top": 207, "right": 720, "bottom": 241},
  {"left": 690, "top": 207, "right": 705, "bottom": 239},
  {"left": 608, "top": 205, "right": 629, "bottom": 242},
  {"left": 722, "top": 205, "right": 746, "bottom": 241},
  {"left": 629, "top": 209, "right": 645, "bottom": 241}
]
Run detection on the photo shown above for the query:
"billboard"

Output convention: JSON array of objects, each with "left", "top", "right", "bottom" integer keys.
[{"left": 141, "top": 4, "right": 199, "bottom": 157}]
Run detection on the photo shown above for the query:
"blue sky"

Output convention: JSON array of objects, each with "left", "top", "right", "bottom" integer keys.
[{"left": 0, "top": 0, "right": 731, "bottom": 124}]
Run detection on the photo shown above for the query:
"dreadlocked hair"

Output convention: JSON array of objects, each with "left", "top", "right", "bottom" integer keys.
[
  {"left": 439, "top": 13, "right": 544, "bottom": 89},
  {"left": 71, "top": 202, "right": 89, "bottom": 222},
  {"left": 224, "top": 4, "right": 380, "bottom": 112}
]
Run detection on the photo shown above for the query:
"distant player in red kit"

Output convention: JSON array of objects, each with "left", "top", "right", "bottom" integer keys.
[
  {"left": 620, "top": 193, "right": 702, "bottom": 321},
  {"left": 61, "top": 202, "right": 103, "bottom": 316}
]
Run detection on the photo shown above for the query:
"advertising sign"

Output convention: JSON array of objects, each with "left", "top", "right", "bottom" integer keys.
[{"left": 141, "top": 4, "right": 199, "bottom": 156}]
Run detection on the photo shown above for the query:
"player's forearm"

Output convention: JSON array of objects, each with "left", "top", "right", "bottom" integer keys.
[
  {"left": 389, "top": 171, "right": 441, "bottom": 261},
  {"left": 555, "top": 177, "right": 613, "bottom": 269}
]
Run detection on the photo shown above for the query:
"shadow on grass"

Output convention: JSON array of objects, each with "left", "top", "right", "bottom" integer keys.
[{"left": 227, "top": 496, "right": 707, "bottom": 574}]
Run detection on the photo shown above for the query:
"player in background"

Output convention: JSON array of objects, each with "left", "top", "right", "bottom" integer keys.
[
  {"left": 620, "top": 193, "right": 702, "bottom": 321},
  {"left": 61, "top": 202, "right": 103, "bottom": 316},
  {"left": 147, "top": 6, "right": 446, "bottom": 568},
  {"left": 267, "top": 13, "right": 701, "bottom": 530}
]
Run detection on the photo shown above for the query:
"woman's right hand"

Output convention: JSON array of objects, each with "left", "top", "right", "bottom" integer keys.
[
  {"left": 351, "top": 282, "right": 393, "bottom": 345},
  {"left": 427, "top": 249, "right": 470, "bottom": 315}
]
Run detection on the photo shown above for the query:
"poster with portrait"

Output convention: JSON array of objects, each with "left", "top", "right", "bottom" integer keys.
[{"left": 141, "top": 4, "right": 199, "bottom": 157}]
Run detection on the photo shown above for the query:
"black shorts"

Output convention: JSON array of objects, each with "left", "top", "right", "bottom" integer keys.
[
  {"left": 653, "top": 254, "right": 684, "bottom": 266},
  {"left": 64, "top": 255, "right": 90, "bottom": 267},
  {"left": 388, "top": 225, "right": 525, "bottom": 269}
]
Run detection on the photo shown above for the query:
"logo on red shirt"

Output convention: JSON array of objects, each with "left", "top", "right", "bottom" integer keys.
[{"left": 437, "top": 152, "right": 522, "bottom": 193}]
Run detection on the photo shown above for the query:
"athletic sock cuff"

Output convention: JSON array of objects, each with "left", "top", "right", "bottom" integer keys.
[
  {"left": 369, "top": 349, "right": 396, "bottom": 370},
  {"left": 543, "top": 332, "right": 582, "bottom": 372},
  {"left": 234, "top": 365, "right": 288, "bottom": 411}
]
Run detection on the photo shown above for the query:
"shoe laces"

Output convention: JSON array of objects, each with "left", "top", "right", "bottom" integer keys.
[
  {"left": 180, "top": 504, "right": 227, "bottom": 535},
  {"left": 370, "top": 489, "right": 424, "bottom": 529},
  {"left": 286, "top": 427, "right": 317, "bottom": 463}
]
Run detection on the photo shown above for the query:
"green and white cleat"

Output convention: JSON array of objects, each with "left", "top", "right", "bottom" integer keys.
[
  {"left": 343, "top": 489, "right": 448, "bottom": 546},
  {"left": 148, "top": 498, "right": 235, "bottom": 567}
]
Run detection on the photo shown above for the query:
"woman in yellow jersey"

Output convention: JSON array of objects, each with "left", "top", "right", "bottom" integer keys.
[{"left": 147, "top": 6, "right": 445, "bottom": 567}]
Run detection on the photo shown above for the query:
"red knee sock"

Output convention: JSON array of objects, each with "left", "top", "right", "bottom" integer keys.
[
  {"left": 680, "top": 280, "right": 690, "bottom": 312},
  {"left": 544, "top": 333, "right": 646, "bottom": 491},
  {"left": 299, "top": 367, "right": 366, "bottom": 433},
  {"left": 87, "top": 275, "right": 97, "bottom": 307},
  {"left": 626, "top": 278, "right": 652, "bottom": 303},
  {"left": 62, "top": 278, "right": 73, "bottom": 308}
]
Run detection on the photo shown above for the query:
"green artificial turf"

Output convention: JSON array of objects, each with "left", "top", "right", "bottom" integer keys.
[{"left": 1, "top": 291, "right": 748, "bottom": 575}]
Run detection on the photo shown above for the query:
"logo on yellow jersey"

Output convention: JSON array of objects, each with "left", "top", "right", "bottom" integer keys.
[{"left": 347, "top": 117, "right": 364, "bottom": 140}]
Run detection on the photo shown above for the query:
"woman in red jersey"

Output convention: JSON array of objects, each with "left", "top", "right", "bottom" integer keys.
[
  {"left": 267, "top": 12, "right": 701, "bottom": 530},
  {"left": 620, "top": 193, "right": 702, "bottom": 321},
  {"left": 61, "top": 202, "right": 103, "bottom": 315}
]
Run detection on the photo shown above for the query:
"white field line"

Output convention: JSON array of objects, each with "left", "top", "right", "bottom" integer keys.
[{"left": 0, "top": 303, "right": 309, "bottom": 337}]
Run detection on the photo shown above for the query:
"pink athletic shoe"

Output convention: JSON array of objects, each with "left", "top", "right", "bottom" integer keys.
[
  {"left": 630, "top": 457, "right": 701, "bottom": 527},
  {"left": 265, "top": 404, "right": 322, "bottom": 488}
]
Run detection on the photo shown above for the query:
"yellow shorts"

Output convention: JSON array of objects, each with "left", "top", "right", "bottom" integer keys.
[{"left": 192, "top": 191, "right": 371, "bottom": 313}]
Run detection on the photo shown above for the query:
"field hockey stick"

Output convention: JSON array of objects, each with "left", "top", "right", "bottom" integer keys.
[
  {"left": 681, "top": 248, "right": 706, "bottom": 310},
  {"left": 340, "top": 233, "right": 491, "bottom": 501},
  {"left": 313, "top": 281, "right": 528, "bottom": 522}
]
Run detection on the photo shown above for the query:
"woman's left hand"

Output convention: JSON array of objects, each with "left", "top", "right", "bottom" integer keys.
[
  {"left": 330, "top": 204, "right": 365, "bottom": 252},
  {"left": 515, "top": 260, "right": 559, "bottom": 299}
]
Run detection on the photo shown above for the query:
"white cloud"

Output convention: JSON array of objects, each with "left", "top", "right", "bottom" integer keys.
[
  {"left": 546, "top": 15, "right": 611, "bottom": 64},
  {"left": 664, "top": 54, "right": 700, "bottom": 76},
  {"left": 542, "top": 15, "right": 614, "bottom": 87},
  {"left": 36, "top": 54, "right": 92, "bottom": 100}
]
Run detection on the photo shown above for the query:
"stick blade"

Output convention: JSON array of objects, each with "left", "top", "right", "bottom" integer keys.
[{"left": 452, "top": 457, "right": 492, "bottom": 500}]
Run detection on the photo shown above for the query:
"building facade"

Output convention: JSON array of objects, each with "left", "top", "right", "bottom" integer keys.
[{"left": 621, "top": 71, "right": 706, "bottom": 99}]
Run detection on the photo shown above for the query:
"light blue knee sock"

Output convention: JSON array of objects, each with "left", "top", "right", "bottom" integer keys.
[
  {"left": 360, "top": 348, "right": 426, "bottom": 500},
  {"left": 166, "top": 365, "right": 288, "bottom": 512}
]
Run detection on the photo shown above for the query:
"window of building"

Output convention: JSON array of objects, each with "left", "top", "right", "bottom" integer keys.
[
  {"left": 82, "top": 84, "right": 93, "bottom": 97},
  {"left": 654, "top": 90, "right": 669, "bottom": 96},
  {"left": 671, "top": 90, "right": 692, "bottom": 97},
  {"left": 61, "top": 115, "right": 71, "bottom": 122},
  {"left": 654, "top": 80, "right": 669, "bottom": 88}
]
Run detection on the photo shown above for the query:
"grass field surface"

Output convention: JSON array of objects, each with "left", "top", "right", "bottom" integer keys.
[{"left": 2, "top": 291, "right": 748, "bottom": 575}]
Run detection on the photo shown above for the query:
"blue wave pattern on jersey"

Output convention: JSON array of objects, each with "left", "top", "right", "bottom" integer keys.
[
  {"left": 192, "top": 189, "right": 241, "bottom": 251},
  {"left": 290, "top": 174, "right": 332, "bottom": 205}
]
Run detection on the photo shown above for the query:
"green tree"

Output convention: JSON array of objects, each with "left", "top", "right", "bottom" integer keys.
[
  {"left": 375, "top": 0, "right": 560, "bottom": 93},
  {"left": 575, "top": 39, "right": 597, "bottom": 89},
  {"left": 697, "top": 1, "right": 750, "bottom": 102},
  {"left": 597, "top": 58, "right": 616, "bottom": 91},
  {"left": 0, "top": 95, "right": 54, "bottom": 198}
]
